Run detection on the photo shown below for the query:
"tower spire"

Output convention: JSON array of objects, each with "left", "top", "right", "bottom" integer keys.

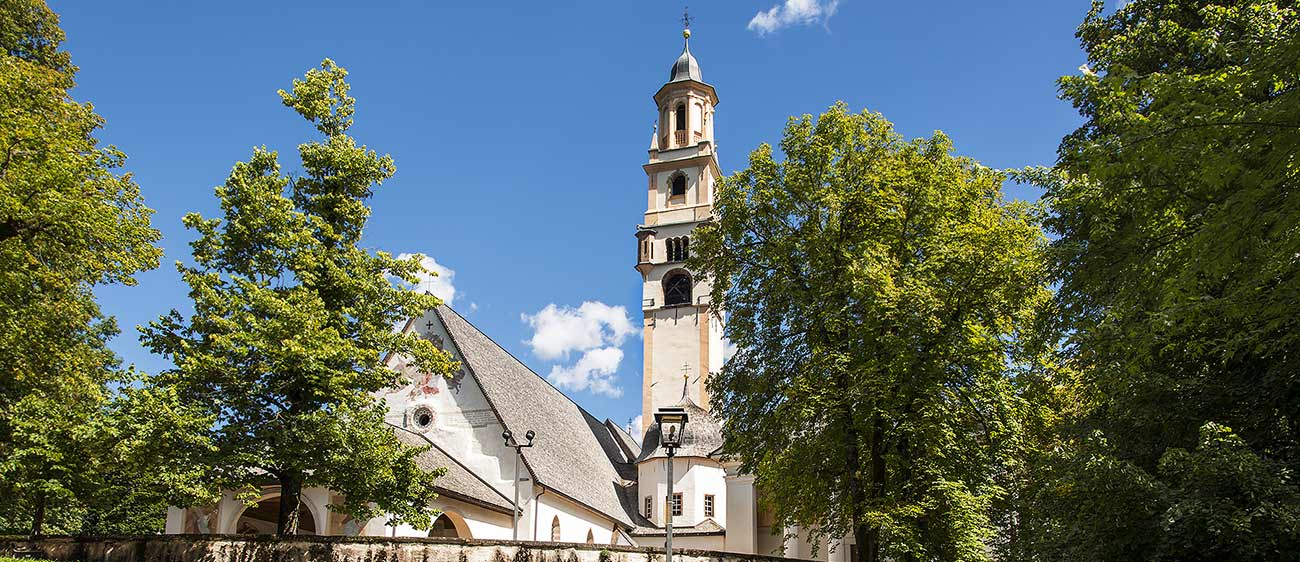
[{"left": 681, "top": 6, "right": 693, "bottom": 43}]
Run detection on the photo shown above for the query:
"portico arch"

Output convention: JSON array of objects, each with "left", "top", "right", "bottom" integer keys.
[
  {"left": 231, "top": 491, "right": 322, "bottom": 535},
  {"left": 428, "top": 510, "right": 472, "bottom": 538}
]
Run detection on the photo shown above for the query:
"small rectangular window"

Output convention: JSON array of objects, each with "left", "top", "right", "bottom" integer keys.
[
  {"left": 645, "top": 496, "right": 652, "bottom": 517},
  {"left": 704, "top": 494, "right": 715, "bottom": 517},
  {"left": 671, "top": 493, "right": 683, "bottom": 516}
]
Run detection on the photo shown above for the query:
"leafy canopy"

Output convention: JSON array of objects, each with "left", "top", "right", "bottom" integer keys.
[
  {"left": 141, "top": 59, "right": 455, "bottom": 534},
  {"left": 0, "top": 0, "right": 175, "bottom": 535},
  {"left": 1008, "top": 1, "right": 1300, "bottom": 560},
  {"left": 693, "top": 103, "right": 1050, "bottom": 562}
]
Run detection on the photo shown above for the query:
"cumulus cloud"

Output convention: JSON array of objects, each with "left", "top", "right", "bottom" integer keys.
[
  {"left": 521, "top": 301, "right": 637, "bottom": 360},
  {"left": 522, "top": 301, "right": 637, "bottom": 397},
  {"left": 546, "top": 347, "right": 624, "bottom": 398},
  {"left": 396, "top": 252, "right": 457, "bottom": 305},
  {"left": 747, "top": 0, "right": 839, "bottom": 36},
  {"left": 629, "top": 415, "right": 644, "bottom": 441}
]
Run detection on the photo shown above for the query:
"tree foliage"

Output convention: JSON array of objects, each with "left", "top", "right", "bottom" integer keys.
[
  {"left": 1008, "top": 1, "right": 1300, "bottom": 560},
  {"left": 693, "top": 103, "right": 1050, "bottom": 562},
  {"left": 140, "top": 59, "right": 455, "bottom": 535},
  {"left": 0, "top": 0, "right": 174, "bottom": 535}
]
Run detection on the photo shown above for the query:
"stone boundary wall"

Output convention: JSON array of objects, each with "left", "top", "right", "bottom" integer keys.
[{"left": 0, "top": 536, "right": 805, "bottom": 562}]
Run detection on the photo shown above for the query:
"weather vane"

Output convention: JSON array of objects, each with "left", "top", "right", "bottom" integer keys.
[{"left": 681, "top": 6, "right": 693, "bottom": 31}]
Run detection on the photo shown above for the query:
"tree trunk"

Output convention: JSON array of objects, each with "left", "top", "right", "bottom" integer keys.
[
  {"left": 838, "top": 366, "right": 869, "bottom": 562},
  {"left": 276, "top": 473, "right": 303, "bottom": 536},
  {"left": 30, "top": 490, "right": 46, "bottom": 537},
  {"left": 865, "top": 412, "right": 887, "bottom": 562}
]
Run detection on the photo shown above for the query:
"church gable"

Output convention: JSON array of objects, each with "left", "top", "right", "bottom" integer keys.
[{"left": 382, "top": 309, "right": 516, "bottom": 502}]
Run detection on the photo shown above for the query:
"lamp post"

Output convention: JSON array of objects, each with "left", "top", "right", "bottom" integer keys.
[
  {"left": 654, "top": 407, "right": 688, "bottom": 562},
  {"left": 502, "top": 429, "right": 535, "bottom": 540}
]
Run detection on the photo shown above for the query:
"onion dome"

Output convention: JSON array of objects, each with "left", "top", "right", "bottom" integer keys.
[
  {"left": 637, "top": 395, "right": 725, "bottom": 461},
  {"left": 668, "top": 29, "right": 703, "bottom": 83}
]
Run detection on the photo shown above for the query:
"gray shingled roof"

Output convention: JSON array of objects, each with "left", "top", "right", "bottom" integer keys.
[
  {"left": 630, "top": 518, "right": 726, "bottom": 537},
  {"left": 605, "top": 419, "right": 642, "bottom": 463},
  {"left": 393, "top": 425, "right": 516, "bottom": 514},
  {"left": 434, "top": 305, "right": 639, "bottom": 528},
  {"left": 669, "top": 41, "right": 703, "bottom": 83},
  {"left": 636, "top": 396, "right": 724, "bottom": 462}
]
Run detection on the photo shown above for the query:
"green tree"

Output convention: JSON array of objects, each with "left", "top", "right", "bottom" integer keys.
[
  {"left": 0, "top": 0, "right": 164, "bottom": 535},
  {"left": 1010, "top": 1, "right": 1300, "bottom": 560},
  {"left": 141, "top": 59, "right": 455, "bottom": 536},
  {"left": 692, "top": 103, "right": 1050, "bottom": 562}
]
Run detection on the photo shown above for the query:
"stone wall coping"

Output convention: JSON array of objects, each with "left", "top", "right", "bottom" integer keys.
[{"left": 0, "top": 535, "right": 810, "bottom": 562}]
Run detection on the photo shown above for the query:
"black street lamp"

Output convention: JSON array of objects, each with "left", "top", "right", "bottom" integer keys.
[
  {"left": 654, "top": 407, "right": 688, "bottom": 562},
  {"left": 502, "top": 429, "right": 535, "bottom": 540}
]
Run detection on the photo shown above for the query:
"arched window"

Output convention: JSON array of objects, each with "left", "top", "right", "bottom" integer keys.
[
  {"left": 551, "top": 515, "right": 561, "bottom": 542},
  {"left": 675, "top": 103, "right": 687, "bottom": 131},
  {"left": 666, "top": 236, "right": 690, "bottom": 262},
  {"left": 669, "top": 174, "right": 687, "bottom": 205},
  {"left": 664, "top": 271, "right": 692, "bottom": 306}
]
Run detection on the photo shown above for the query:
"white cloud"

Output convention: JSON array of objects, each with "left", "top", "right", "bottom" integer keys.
[
  {"left": 469, "top": 302, "right": 479, "bottom": 313},
  {"left": 723, "top": 338, "right": 739, "bottom": 362},
  {"left": 396, "top": 252, "right": 457, "bottom": 305},
  {"left": 522, "top": 301, "right": 637, "bottom": 397},
  {"left": 747, "top": 0, "right": 839, "bottom": 36},
  {"left": 629, "top": 415, "right": 644, "bottom": 441},
  {"left": 546, "top": 347, "right": 624, "bottom": 398},
  {"left": 521, "top": 301, "right": 637, "bottom": 361}
]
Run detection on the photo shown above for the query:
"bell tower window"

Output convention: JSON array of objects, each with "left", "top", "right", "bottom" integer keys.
[
  {"left": 666, "top": 236, "right": 689, "bottom": 262},
  {"left": 674, "top": 103, "right": 688, "bottom": 147},
  {"left": 664, "top": 271, "right": 692, "bottom": 306},
  {"left": 669, "top": 174, "right": 687, "bottom": 206}
]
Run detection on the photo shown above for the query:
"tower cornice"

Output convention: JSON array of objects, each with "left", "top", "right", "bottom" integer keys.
[{"left": 654, "top": 80, "right": 719, "bottom": 106}]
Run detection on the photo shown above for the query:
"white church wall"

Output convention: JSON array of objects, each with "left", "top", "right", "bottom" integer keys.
[
  {"left": 533, "top": 489, "right": 620, "bottom": 545},
  {"left": 379, "top": 496, "right": 512, "bottom": 540},
  {"left": 637, "top": 458, "right": 725, "bottom": 529},
  {"left": 634, "top": 534, "right": 726, "bottom": 552}
]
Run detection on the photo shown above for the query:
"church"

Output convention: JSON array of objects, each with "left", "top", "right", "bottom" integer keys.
[{"left": 164, "top": 24, "right": 849, "bottom": 562}]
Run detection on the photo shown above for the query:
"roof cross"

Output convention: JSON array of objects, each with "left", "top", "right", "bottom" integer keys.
[{"left": 681, "top": 7, "right": 693, "bottom": 31}]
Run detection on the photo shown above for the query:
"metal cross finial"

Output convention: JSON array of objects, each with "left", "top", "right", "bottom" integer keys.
[{"left": 681, "top": 7, "right": 693, "bottom": 30}]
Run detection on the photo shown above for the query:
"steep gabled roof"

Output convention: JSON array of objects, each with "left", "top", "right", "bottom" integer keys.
[
  {"left": 605, "top": 419, "right": 642, "bottom": 463},
  {"left": 392, "top": 425, "right": 515, "bottom": 514},
  {"left": 433, "top": 305, "right": 638, "bottom": 527}
]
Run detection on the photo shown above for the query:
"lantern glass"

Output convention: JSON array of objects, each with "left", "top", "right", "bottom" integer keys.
[{"left": 655, "top": 409, "right": 688, "bottom": 448}]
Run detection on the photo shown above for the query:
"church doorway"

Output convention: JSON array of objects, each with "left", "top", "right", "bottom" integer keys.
[
  {"left": 427, "top": 511, "right": 471, "bottom": 539},
  {"left": 235, "top": 495, "right": 317, "bottom": 535}
]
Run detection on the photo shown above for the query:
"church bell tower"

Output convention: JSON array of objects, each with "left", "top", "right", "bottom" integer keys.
[{"left": 637, "top": 21, "right": 725, "bottom": 423}]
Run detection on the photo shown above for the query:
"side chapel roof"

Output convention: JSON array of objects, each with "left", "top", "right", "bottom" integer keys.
[{"left": 393, "top": 425, "right": 516, "bottom": 514}]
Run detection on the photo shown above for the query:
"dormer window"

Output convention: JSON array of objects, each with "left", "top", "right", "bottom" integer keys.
[
  {"left": 668, "top": 174, "right": 687, "bottom": 207},
  {"left": 664, "top": 271, "right": 692, "bottom": 306}
]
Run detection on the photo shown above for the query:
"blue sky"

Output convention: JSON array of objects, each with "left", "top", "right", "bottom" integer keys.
[{"left": 53, "top": 0, "right": 1091, "bottom": 433}]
